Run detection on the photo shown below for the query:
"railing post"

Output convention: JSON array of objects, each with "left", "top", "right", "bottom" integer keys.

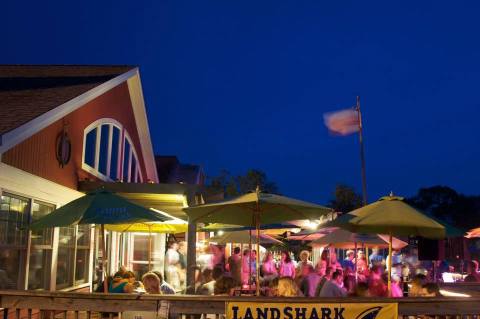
[{"left": 186, "top": 218, "right": 197, "bottom": 294}]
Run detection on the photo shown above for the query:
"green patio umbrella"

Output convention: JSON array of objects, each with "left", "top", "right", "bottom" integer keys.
[
  {"left": 30, "top": 188, "right": 170, "bottom": 292},
  {"left": 329, "top": 194, "right": 446, "bottom": 294},
  {"left": 185, "top": 187, "right": 331, "bottom": 295}
]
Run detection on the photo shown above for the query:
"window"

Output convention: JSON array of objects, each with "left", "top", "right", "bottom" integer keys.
[
  {"left": 82, "top": 119, "right": 143, "bottom": 182},
  {"left": 122, "top": 134, "right": 142, "bottom": 183},
  {"left": 127, "top": 233, "right": 162, "bottom": 279},
  {"left": 56, "top": 226, "right": 75, "bottom": 289},
  {"left": 56, "top": 225, "right": 92, "bottom": 289},
  {"left": 0, "top": 193, "right": 29, "bottom": 289},
  {"left": 0, "top": 192, "right": 92, "bottom": 291},
  {"left": 28, "top": 201, "right": 55, "bottom": 290},
  {"left": 75, "top": 225, "right": 91, "bottom": 285}
]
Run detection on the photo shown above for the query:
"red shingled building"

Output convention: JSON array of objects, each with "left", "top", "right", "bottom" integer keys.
[{"left": 0, "top": 65, "right": 201, "bottom": 291}]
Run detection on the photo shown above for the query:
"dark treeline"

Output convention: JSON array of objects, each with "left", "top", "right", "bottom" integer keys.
[
  {"left": 206, "top": 169, "right": 478, "bottom": 231},
  {"left": 330, "top": 184, "right": 480, "bottom": 231}
]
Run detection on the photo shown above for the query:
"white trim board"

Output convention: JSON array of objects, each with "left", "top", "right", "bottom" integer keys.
[
  {"left": 127, "top": 71, "right": 159, "bottom": 183},
  {"left": 0, "top": 162, "right": 84, "bottom": 207}
]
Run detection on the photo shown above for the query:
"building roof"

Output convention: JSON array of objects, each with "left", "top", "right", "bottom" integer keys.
[
  {"left": 170, "top": 163, "right": 204, "bottom": 185},
  {"left": 155, "top": 155, "right": 205, "bottom": 185},
  {"left": 0, "top": 65, "right": 135, "bottom": 135},
  {"left": 155, "top": 156, "right": 180, "bottom": 183}
]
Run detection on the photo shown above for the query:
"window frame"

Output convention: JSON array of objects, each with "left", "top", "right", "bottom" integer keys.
[
  {"left": 27, "top": 200, "right": 55, "bottom": 290},
  {"left": 122, "top": 133, "right": 143, "bottom": 183},
  {"left": 82, "top": 119, "right": 143, "bottom": 183}
]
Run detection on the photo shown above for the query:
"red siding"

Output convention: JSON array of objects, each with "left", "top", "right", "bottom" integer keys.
[{"left": 2, "top": 82, "right": 148, "bottom": 190}]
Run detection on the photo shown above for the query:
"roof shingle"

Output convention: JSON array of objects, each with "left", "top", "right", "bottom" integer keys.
[{"left": 0, "top": 65, "right": 135, "bottom": 135}]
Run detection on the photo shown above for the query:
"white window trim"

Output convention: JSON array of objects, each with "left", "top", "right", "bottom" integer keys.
[
  {"left": 123, "top": 132, "right": 143, "bottom": 183},
  {"left": 82, "top": 118, "right": 123, "bottom": 182}
]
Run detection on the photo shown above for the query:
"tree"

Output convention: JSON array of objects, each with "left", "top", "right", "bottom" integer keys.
[
  {"left": 236, "top": 169, "right": 279, "bottom": 194},
  {"left": 407, "top": 185, "right": 480, "bottom": 230},
  {"left": 206, "top": 169, "right": 279, "bottom": 199},
  {"left": 407, "top": 186, "right": 460, "bottom": 221},
  {"left": 329, "top": 184, "right": 363, "bottom": 213},
  {"left": 205, "top": 169, "right": 238, "bottom": 198}
]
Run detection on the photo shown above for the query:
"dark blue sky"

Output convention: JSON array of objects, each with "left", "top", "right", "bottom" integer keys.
[{"left": 3, "top": 1, "right": 480, "bottom": 204}]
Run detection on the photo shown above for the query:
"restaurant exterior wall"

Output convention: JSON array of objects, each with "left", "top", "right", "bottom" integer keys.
[
  {"left": 0, "top": 162, "right": 93, "bottom": 291},
  {"left": 0, "top": 73, "right": 156, "bottom": 292},
  {"left": 1, "top": 82, "right": 148, "bottom": 189}
]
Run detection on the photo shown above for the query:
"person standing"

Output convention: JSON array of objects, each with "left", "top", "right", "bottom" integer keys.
[
  {"left": 241, "top": 249, "right": 251, "bottom": 285},
  {"left": 319, "top": 271, "right": 347, "bottom": 297},
  {"left": 299, "top": 264, "right": 321, "bottom": 297},
  {"left": 369, "top": 247, "right": 384, "bottom": 267},
  {"left": 279, "top": 251, "right": 296, "bottom": 279},
  {"left": 228, "top": 247, "right": 242, "bottom": 285},
  {"left": 165, "top": 241, "right": 181, "bottom": 291},
  {"left": 262, "top": 251, "right": 278, "bottom": 283},
  {"left": 342, "top": 250, "right": 355, "bottom": 270}
]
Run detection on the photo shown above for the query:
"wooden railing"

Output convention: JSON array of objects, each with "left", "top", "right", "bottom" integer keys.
[{"left": 1, "top": 290, "right": 480, "bottom": 319}]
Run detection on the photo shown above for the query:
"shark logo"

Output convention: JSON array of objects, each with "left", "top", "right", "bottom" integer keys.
[{"left": 355, "top": 307, "right": 383, "bottom": 319}]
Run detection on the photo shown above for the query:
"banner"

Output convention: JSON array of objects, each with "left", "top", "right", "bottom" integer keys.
[{"left": 226, "top": 302, "right": 397, "bottom": 319}]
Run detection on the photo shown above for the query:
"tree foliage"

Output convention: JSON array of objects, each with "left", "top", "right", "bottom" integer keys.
[
  {"left": 329, "top": 184, "right": 363, "bottom": 213},
  {"left": 407, "top": 185, "right": 480, "bottom": 230},
  {"left": 206, "top": 169, "right": 279, "bottom": 198}
]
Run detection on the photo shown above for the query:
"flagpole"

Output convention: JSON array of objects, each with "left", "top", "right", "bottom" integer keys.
[{"left": 356, "top": 96, "right": 368, "bottom": 206}]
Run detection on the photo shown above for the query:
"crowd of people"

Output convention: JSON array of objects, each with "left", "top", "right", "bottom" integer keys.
[
  {"left": 100, "top": 242, "right": 480, "bottom": 298},
  {"left": 195, "top": 247, "right": 445, "bottom": 297}
]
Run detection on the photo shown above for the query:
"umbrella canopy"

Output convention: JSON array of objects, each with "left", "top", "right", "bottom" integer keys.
[
  {"left": 30, "top": 189, "right": 169, "bottom": 230},
  {"left": 207, "top": 230, "right": 283, "bottom": 245},
  {"left": 330, "top": 195, "right": 446, "bottom": 238},
  {"left": 185, "top": 189, "right": 330, "bottom": 295},
  {"left": 466, "top": 227, "right": 480, "bottom": 238},
  {"left": 309, "top": 228, "right": 408, "bottom": 249},
  {"left": 184, "top": 191, "right": 332, "bottom": 225}
]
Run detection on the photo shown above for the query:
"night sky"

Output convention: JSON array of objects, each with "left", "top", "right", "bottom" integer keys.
[{"left": 2, "top": 1, "right": 480, "bottom": 204}]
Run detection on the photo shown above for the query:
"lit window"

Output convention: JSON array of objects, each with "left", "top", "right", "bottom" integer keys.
[{"left": 82, "top": 119, "right": 143, "bottom": 182}]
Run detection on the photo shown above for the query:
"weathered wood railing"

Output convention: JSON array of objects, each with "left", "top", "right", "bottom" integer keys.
[{"left": 1, "top": 290, "right": 480, "bottom": 319}]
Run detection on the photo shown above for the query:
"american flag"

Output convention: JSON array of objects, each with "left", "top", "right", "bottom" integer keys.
[{"left": 323, "top": 108, "right": 360, "bottom": 135}]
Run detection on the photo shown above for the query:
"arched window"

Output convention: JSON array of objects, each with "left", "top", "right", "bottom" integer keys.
[{"left": 82, "top": 119, "right": 143, "bottom": 182}]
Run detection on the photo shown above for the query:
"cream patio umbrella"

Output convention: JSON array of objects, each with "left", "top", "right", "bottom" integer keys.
[
  {"left": 309, "top": 228, "right": 408, "bottom": 249},
  {"left": 329, "top": 194, "right": 446, "bottom": 294},
  {"left": 207, "top": 229, "right": 283, "bottom": 245},
  {"left": 184, "top": 187, "right": 332, "bottom": 295}
]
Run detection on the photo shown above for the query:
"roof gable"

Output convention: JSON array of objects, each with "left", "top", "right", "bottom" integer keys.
[
  {"left": 0, "top": 65, "right": 134, "bottom": 135},
  {"left": 0, "top": 65, "right": 159, "bottom": 183}
]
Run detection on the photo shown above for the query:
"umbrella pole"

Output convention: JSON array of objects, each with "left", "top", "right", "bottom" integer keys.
[
  {"left": 249, "top": 224, "right": 252, "bottom": 290},
  {"left": 354, "top": 241, "right": 358, "bottom": 283},
  {"left": 148, "top": 226, "right": 152, "bottom": 271},
  {"left": 366, "top": 246, "right": 369, "bottom": 267},
  {"left": 255, "top": 213, "right": 260, "bottom": 296},
  {"left": 388, "top": 232, "right": 393, "bottom": 296},
  {"left": 101, "top": 224, "right": 108, "bottom": 293}
]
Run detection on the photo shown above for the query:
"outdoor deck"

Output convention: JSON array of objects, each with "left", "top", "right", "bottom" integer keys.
[{"left": 2, "top": 286, "right": 480, "bottom": 319}]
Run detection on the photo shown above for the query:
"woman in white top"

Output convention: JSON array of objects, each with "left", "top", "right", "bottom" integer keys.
[
  {"left": 262, "top": 251, "right": 278, "bottom": 282},
  {"left": 278, "top": 251, "right": 296, "bottom": 279},
  {"left": 165, "top": 242, "right": 181, "bottom": 291}
]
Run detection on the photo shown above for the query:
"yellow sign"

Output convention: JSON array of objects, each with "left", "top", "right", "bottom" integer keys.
[{"left": 226, "top": 302, "right": 397, "bottom": 319}]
